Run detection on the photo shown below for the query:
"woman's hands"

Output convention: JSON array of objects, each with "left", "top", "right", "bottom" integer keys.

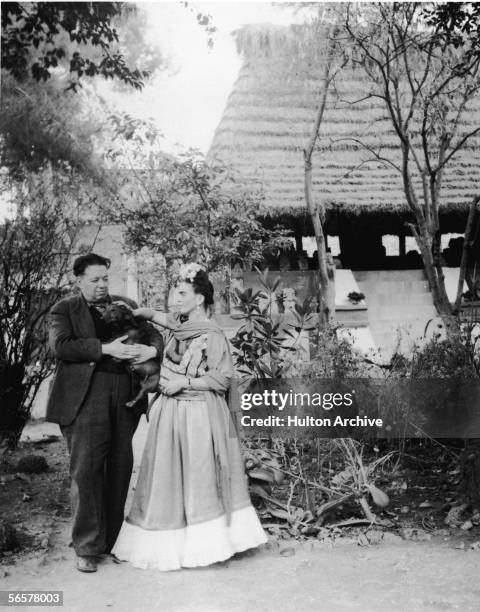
[
  {"left": 132, "top": 308, "right": 173, "bottom": 329},
  {"left": 132, "top": 307, "right": 155, "bottom": 321},
  {"left": 160, "top": 376, "right": 189, "bottom": 396}
]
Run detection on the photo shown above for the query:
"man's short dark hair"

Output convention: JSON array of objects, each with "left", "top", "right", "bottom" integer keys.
[{"left": 73, "top": 253, "right": 111, "bottom": 277}]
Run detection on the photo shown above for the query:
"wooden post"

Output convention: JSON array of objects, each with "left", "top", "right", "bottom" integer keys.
[
  {"left": 294, "top": 229, "right": 303, "bottom": 254},
  {"left": 326, "top": 251, "right": 336, "bottom": 322}
]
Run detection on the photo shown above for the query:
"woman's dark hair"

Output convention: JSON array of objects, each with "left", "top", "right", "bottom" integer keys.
[
  {"left": 188, "top": 269, "right": 214, "bottom": 307},
  {"left": 73, "top": 253, "right": 111, "bottom": 277}
]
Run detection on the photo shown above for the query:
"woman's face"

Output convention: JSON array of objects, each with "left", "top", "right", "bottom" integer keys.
[{"left": 173, "top": 281, "right": 204, "bottom": 315}]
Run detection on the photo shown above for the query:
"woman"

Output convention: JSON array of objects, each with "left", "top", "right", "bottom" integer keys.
[{"left": 112, "top": 263, "right": 268, "bottom": 570}]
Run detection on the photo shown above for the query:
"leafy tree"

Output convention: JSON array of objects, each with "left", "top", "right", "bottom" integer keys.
[
  {"left": 231, "top": 268, "right": 316, "bottom": 381},
  {"left": 0, "top": 72, "right": 109, "bottom": 179},
  {"left": 422, "top": 2, "right": 480, "bottom": 65},
  {"left": 107, "top": 154, "right": 291, "bottom": 308},
  {"left": 0, "top": 3, "right": 212, "bottom": 175},
  {"left": 0, "top": 165, "right": 100, "bottom": 449},
  {"left": 0, "top": 3, "right": 163, "bottom": 179},
  {"left": 100, "top": 116, "right": 291, "bottom": 308},
  {"left": 1, "top": 1, "right": 148, "bottom": 91},
  {"left": 109, "top": 5, "right": 166, "bottom": 91}
]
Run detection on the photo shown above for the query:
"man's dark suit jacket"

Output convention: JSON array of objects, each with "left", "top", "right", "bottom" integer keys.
[{"left": 45, "top": 293, "right": 164, "bottom": 426}]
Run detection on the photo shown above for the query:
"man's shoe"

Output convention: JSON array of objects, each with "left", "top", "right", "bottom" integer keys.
[{"left": 76, "top": 555, "right": 97, "bottom": 573}]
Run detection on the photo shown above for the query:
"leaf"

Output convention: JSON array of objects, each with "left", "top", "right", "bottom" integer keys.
[
  {"left": 272, "top": 468, "right": 285, "bottom": 485},
  {"left": 357, "top": 533, "right": 370, "bottom": 547},
  {"left": 293, "top": 507, "right": 306, "bottom": 523},
  {"left": 249, "top": 483, "right": 271, "bottom": 500},
  {"left": 331, "top": 467, "right": 354, "bottom": 486},
  {"left": 419, "top": 501, "right": 433, "bottom": 509},
  {"left": 272, "top": 276, "right": 282, "bottom": 292},
  {"left": 248, "top": 468, "right": 275, "bottom": 483},
  {"left": 258, "top": 363, "right": 273, "bottom": 377},
  {"left": 366, "top": 484, "right": 390, "bottom": 508},
  {"left": 267, "top": 507, "right": 291, "bottom": 521}
]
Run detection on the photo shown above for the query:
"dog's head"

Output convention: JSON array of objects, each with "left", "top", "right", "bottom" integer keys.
[{"left": 101, "top": 302, "right": 137, "bottom": 330}]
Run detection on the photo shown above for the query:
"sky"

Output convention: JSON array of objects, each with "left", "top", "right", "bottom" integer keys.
[{"left": 96, "top": 1, "right": 302, "bottom": 154}]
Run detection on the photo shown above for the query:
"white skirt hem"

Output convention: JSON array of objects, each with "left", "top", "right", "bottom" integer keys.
[{"left": 112, "top": 505, "right": 268, "bottom": 571}]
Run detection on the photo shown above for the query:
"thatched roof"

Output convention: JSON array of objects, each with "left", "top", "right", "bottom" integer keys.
[{"left": 208, "top": 24, "right": 480, "bottom": 222}]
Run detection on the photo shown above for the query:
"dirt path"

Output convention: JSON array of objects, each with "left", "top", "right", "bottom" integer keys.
[
  {"left": 2, "top": 421, "right": 480, "bottom": 612},
  {"left": 3, "top": 535, "right": 480, "bottom": 612}
]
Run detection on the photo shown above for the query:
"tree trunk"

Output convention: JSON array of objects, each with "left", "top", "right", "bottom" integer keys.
[
  {"left": 304, "top": 155, "right": 331, "bottom": 327},
  {"left": 411, "top": 223, "right": 460, "bottom": 336},
  {"left": 303, "top": 27, "right": 337, "bottom": 329}
]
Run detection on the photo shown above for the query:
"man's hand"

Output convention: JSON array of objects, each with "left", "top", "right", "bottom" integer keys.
[
  {"left": 130, "top": 344, "right": 158, "bottom": 365},
  {"left": 132, "top": 307, "right": 155, "bottom": 321},
  {"left": 160, "top": 377, "right": 188, "bottom": 396},
  {"left": 102, "top": 335, "right": 139, "bottom": 360}
]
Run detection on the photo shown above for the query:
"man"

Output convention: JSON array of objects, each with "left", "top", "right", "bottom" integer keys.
[{"left": 45, "top": 253, "right": 164, "bottom": 573}]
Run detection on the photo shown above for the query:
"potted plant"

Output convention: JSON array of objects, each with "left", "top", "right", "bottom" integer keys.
[{"left": 347, "top": 291, "right": 365, "bottom": 305}]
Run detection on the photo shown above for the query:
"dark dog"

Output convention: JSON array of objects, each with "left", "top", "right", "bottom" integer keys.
[{"left": 101, "top": 302, "right": 163, "bottom": 411}]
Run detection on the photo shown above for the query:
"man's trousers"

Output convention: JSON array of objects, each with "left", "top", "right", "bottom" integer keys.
[{"left": 60, "top": 371, "right": 141, "bottom": 556}]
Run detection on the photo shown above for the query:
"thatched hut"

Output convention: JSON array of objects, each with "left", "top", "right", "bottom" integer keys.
[
  {"left": 208, "top": 23, "right": 480, "bottom": 357},
  {"left": 208, "top": 24, "right": 480, "bottom": 271}
]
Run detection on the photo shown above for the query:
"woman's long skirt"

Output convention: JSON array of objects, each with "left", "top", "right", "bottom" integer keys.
[{"left": 112, "top": 392, "right": 267, "bottom": 570}]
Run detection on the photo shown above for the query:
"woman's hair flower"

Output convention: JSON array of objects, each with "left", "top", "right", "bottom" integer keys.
[{"left": 178, "top": 262, "right": 204, "bottom": 283}]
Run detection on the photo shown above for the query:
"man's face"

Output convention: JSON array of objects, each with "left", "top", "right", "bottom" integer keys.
[{"left": 77, "top": 265, "right": 109, "bottom": 302}]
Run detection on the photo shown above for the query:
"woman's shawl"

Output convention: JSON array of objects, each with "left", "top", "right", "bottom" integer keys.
[
  {"left": 168, "top": 318, "right": 239, "bottom": 524},
  {"left": 170, "top": 319, "right": 233, "bottom": 393}
]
